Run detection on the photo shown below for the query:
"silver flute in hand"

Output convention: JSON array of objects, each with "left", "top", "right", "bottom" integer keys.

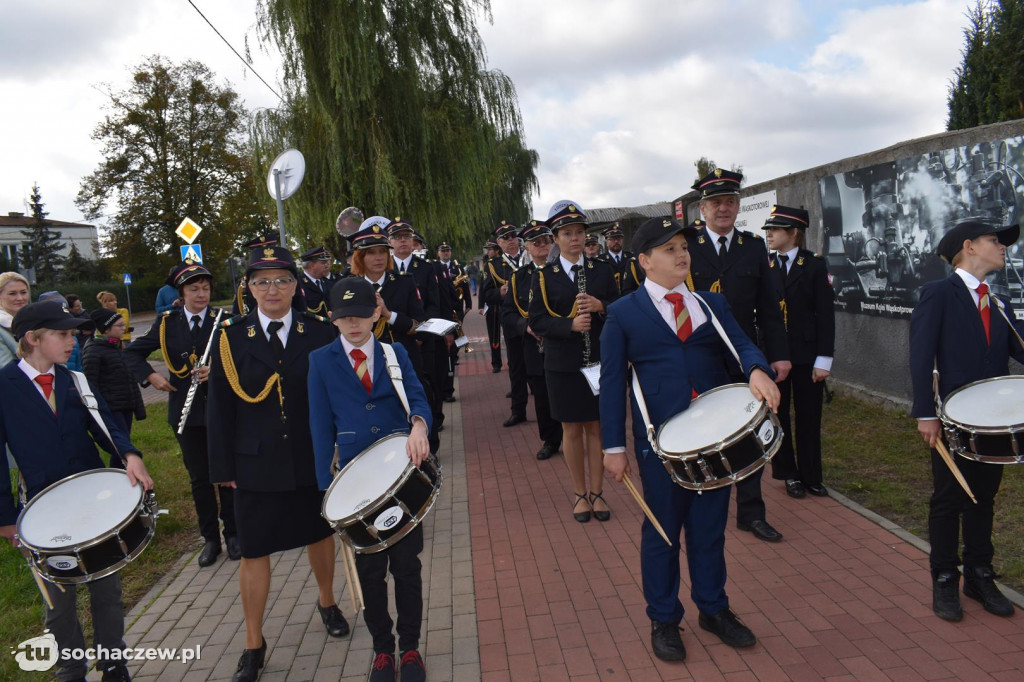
[{"left": 176, "top": 309, "right": 224, "bottom": 434}]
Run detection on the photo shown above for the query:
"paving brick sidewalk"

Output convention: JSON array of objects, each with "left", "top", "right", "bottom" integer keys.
[{"left": 453, "top": 313, "right": 1024, "bottom": 682}]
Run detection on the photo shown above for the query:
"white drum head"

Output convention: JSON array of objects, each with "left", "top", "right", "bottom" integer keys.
[
  {"left": 659, "top": 385, "right": 761, "bottom": 452},
  {"left": 18, "top": 470, "right": 142, "bottom": 549},
  {"left": 944, "top": 376, "right": 1024, "bottom": 428},
  {"left": 324, "top": 436, "right": 410, "bottom": 521}
]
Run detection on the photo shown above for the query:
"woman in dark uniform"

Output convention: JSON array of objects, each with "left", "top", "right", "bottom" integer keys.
[
  {"left": 528, "top": 200, "right": 618, "bottom": 522},
  {"left": 207, "top": 246, "right": 348, "bottom": 682}
]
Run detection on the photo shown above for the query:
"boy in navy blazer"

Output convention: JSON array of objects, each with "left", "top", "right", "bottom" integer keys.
[
  {"left": 910, "top": 219, "right": 1024, "bottom": 622},
  {"left": 600, "top": 218, "right": 779, "bottom": 663},
  {"left": 308, "top": 278, "right": 431, "bottom": 682},
  {"left": 0, "top": 301, "right": 153, "bottom": 682}
]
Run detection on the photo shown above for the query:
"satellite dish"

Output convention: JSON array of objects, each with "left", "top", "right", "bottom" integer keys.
[{"left": 266, "top": 149, "right": 305, "bottom": 201}]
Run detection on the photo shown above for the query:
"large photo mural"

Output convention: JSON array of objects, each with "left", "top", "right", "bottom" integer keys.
[{"left": 819, "top": 136, "right": 1024, "bottom": 318}]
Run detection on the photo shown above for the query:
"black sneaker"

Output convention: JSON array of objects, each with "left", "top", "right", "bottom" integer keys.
[
  {"left": 101, "top": 664, "right": 132, "bottom": 682},
  {"left": 400, "top": 650, "right": 426, "bottom": 682},
  {"left": 369, "top": 652, "right": 396, "bottom": 682},
  {"left": 963, "top": 566, "right": 1014, "bottom": 617},
  {"left": 698, "top": 608, "right": 756, "bottom": 648},
  {"left": 932, "top": 571, "right": 963, "bottom": 621},
  {"left": 650, "top": 621, "right": 686, "bottom": 661}
]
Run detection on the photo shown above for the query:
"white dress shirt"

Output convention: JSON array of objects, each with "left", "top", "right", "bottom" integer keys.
[{"left": 257, "top": 309, "right": 293, "bottom": 347}]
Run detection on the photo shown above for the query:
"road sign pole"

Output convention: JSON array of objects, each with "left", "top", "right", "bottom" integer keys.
[
  {"left": 124, "top": 282, "right": 132, "bottom": 317},
  {"left": 274, "top": 169, "right": 287, "bottom": 244}
]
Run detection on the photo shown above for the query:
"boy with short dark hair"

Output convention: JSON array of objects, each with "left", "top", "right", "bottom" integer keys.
[{"left": 308, "top": 277, "right": 431, "bottom": 682}]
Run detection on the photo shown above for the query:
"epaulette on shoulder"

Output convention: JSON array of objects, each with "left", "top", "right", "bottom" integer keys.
[
  {"left": 742, "top": 230, "right": 760, "bottom": 239},
  {"left": 219, "top": 315, "right": 246, "bottom": 329},
  {"left": 302, "top": 311, "right": 331, "bottom": 324},
  {"left": 162, "top": 310, "right": 173, "bottom": 317}
]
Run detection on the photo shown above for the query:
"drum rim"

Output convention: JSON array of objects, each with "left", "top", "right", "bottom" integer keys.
[
  {"left": 322, "top": 433, "right": 416, "bottom": 525},
  {"left": 16, "top": 468, "right": 145, "bottom": 551},
  {"left": 939, "top": 375, "right": 1024, "bottom": 433},
  {"left": 654, "top": 383, "right": 771, "bottom": 459},
  {"left": 342, "top": 464, "right": 444, "bottom": 554}
]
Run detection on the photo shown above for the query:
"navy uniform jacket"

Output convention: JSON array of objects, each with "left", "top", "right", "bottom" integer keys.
[
  {"left": 308, "top": 339, "right": 432, "bottom": 490},
  {"left": 527, "top": 257, "right": 618, "bottom": 371},
  {"left": 503, "top": 261, "right": 543, "bottom": 373},
  {"left": 124, "top": 307, "right": 224, "bottom": 428},
  {"left": 599, "top": 288, "right": 771, "bottom": 448},
  {"left": 362, "top": 272, "right": 426, "bottom": 372},
  {"left": 910, "top": 273, "right": 1024, "bottom": 419},
  {"left": 620, "top": 256, "right": 645, "bottom": 295},
  {"left": 0, "top": 363, "right": 140, "bottom": 525},
  {"left": 605, "top": 250, "right": 633, "bottom": 294},
  {"left": 687, "top": 227, "right": 788, "bottom": 363},
  {"left": 772, "top": 249, "right": 835, "bottom": 364},
  {"left": 448, "top": 261, "right": 473, "bottom": 315},
  {"left": 207, "top": 310, "right": 336, "bottom": 491},
  {"left": 431, "top": 259, "right": 459, "bottom": 322},
  {"left": 299, "top": 270, "right": 333, "bottom": 316},
  {"left": 480, "top": 253, "right": 522, "bottom": 310},
  {"left": 399, "top": 256, "right": 441, "bottom": 320}
]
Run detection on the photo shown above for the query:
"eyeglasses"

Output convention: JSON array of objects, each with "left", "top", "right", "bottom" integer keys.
[
  {"left": 498, "top": 234, "right": 518, "bottom": 241},
  {"left": 250, "top": 277, "right": 296, "bottom": 291},
  {"left": 528, "top": 237, "right": 553, "bottom": 246}
]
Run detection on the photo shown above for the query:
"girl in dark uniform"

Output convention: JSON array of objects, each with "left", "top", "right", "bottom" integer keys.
[{"left": 528, "top": 200, "right": 618, "bottom": 522}]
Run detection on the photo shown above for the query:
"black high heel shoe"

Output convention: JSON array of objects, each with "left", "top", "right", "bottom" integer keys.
[
  {"left": 232, "top": 637, "right": 266, "bottom": 682},
  {"left": 590, "top": 491, "right": 611, "bottom": 522},
  {"left": 573, "top": 493, "right": 591, "bottom": 523}
]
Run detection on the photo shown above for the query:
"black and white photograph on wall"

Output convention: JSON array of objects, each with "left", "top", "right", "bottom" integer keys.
[{"left": 819, "top": 135, "right": 1024, "bottom": 318}]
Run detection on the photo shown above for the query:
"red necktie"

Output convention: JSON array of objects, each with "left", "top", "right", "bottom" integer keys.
[
  {"left": 665, "top": 293, "right": 698, "bottom": 399},
  {"left": 977, "top": 282, "right": 991, "bottom": 345},
  {"left": 34, "top": 374, "right": 57, "bottom": 413},
  {"left": 351, "top": 349, "right": 372, "bottom": 394}
]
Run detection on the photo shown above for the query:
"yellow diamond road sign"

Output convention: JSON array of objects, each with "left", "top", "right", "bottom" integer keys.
[{"left": 176, "top": 218, "right": 202, "bottom": 244}]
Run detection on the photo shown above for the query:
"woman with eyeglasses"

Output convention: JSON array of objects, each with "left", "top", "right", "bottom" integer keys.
[{"left": 207, "top": 247, "right": 349, "bottom": 682}]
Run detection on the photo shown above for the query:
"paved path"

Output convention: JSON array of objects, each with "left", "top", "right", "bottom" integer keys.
[{"left": 108, "top": 311, "right": 1024, "bottom": 681}]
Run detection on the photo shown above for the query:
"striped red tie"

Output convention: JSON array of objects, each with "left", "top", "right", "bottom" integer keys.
[
  {"left": 34, "top": 374, "right": 57, "bottom": 414},
  {"left": 977, "top": 282, "right": 991, "bottom": 345},
  {"left": 351, "top": 349, "right": 372, "bottom": 394},
  {"left": 664, "top": 293, "right": 692, "bottom": 342}
]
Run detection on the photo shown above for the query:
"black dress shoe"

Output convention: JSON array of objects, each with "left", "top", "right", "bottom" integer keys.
[
  {"left": 226, "top": 536, "right": 242, "bottom": 560},
  {"left": 536, "top": 443, "right": 557, "bottom": 460},
  {"left": 572, "top": 493, "right": 591, "bottom": 523},
  {"left": 698, "top": 608, "right": 756, "bottom": 648},
  {"left": 650, "top": 621, "right": 686, "bottom": 662},
  {"left": 505, "top": 391, "right": 512, "bottom": 398},
  {"left": 805, "top": 483, "right": 829, "bottom": 497},
  {"left": 933, "top": 571, "right": 963, "bottom": 621},
  {"left": 503, "top": 414, "right": 526, "bottom": 427},
  {"left": 963, "top": 566, "right": 1014, "bottom": 616},
  {"left": 197, "top": 540, "right": 221, "bottom": 567},
  {"left": 232, "top": 637, "right": 266, "bottom": 682},
  {"left": 589, "top": 491, "right": 610, "bottom": 522},
  {"left": 784, "top": 479, "right": 806, "bottom": 498},
  {"left": 316, "top": 602, "right": 351, "bottom": 637},
  {"left": 101, "top": 663, "right": 131, "bottom": 681},
  {"left": 736, "top": 519, "right": 783, "bottom": 542},
  {"left": 492, "top": 367, "right": 501, "bottom": 373},
  {"left": 444, "top": 395, "right": 456, "bottom": 403}
]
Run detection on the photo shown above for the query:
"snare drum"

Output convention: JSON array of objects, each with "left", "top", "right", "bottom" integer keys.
[
  {"left": 16, "top": 469, "right": 158, "bottom": 584},
  {"left": 939, "top": 376, "right": 1024, "bottom": 464},
  {"left": 322, "top": 434, "right": 442, "bottom": 554},
  {"left": 654, "top": 383, "right": 783, "bottom": 491}
]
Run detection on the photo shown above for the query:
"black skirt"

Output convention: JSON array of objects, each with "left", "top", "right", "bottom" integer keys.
[
  {"left": 546, "top": 368, "right": 600, "bottom": 423},
  {"left": 234, "top": 486, "right": 334, "bottom": 558}
]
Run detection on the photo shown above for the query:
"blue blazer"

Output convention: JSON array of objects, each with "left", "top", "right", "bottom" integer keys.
[
  {"left": 599, "top": 287, "right": 772, "bottom": 449},
  {"left": 910, "top": 273, "right": 1024, "bottom": 419},
  {"left": 0, "top": 363, "right": 139, "bottom": 525},
  {"left": 308, "top": 339, "right": 432, "bottom": 490}
]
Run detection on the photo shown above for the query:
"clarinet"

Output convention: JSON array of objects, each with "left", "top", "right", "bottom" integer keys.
[
  {"left": 576, "top": 261, "right": 593, "bottom": 366},
  {"left": 176, "top": 309, "right": 224, "bottom": 434}
]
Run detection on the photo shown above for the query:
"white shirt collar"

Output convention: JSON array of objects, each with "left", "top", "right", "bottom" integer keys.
[
  {"left": 955, "top": 268, "right": 983, "bottom": 290},
  {"left": 257, "top": 308, "right": 293, "bottom": 337},
  {"left": 18, "top": 358, "right": 52, "bottom": 382},
  {"left": 395, "top": 255, "right": 412, "bottom": 271},
  {"left": 643, "top": 278, "right": 692, "bottom": 305},
  {"left": 340, "top": 334, "right": 375, "bottom": 359},
  {"left": 559, "top": 254, "right": 583, "bottom": 273},
  {"left": 365, "top": 273, "right": 387, "bottom": 287},
  {"left": 184, "top": 306, "right": 208, "bottom": 321},
  {"left": 708, "top": 227, "right": 735, "bottom": 246}
]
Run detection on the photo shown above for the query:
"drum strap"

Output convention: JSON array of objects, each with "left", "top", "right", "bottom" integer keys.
[
  {"left": 689, "top": 292, "right": 742, "bottom": 366},
  {"left": 68, "top": 371, "right": 128, "bottom": 468},
  {"left": 990, "top": 296, "right": 1024, "bottom": 351}
]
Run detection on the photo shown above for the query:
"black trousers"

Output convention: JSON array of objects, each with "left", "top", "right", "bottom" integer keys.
[
  {"left": 485, "top": 308, "right": 502, "bottom": 369},
  {"left": 44, "top": 573, "right": 125, "bottom": 680},
  {"left": 443, "top": 342, "right": 458, "bottom": 398},
  {"left": 527, "top": 372, "right": 561, "bottom": 447},
  {"left": 355, "top": 524, "right": 424, "bottom": 654},
  {"left": 415, "top": 336, "right": 443, "bottom": 453},
  {"left": 177, "top": 426, "right": 236, "bottom": 542},
  {"left": 929, "top": 450, "right": 1003, "bottom": 579},
  {"left": 503, "top": 331, "right": 528, "bottom": 418},
  {"left": 770, "top": 364, "right": 825, "bottom": 486}
]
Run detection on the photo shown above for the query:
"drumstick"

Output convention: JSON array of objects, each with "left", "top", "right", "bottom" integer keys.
[
  {"left": 339, "top": 541, "right": 359, "bottom": 613},
  {"left": 935, "top": 439, "right": 978, "bottom": 504},
  {"left": 622, "top": 474, "right": 672, "bottom": 546},
  {"left": 342, "top": 542, "right": 364, "bottom": 611},
  {"left": 28, "top": 562, "right": 55, "bottom": 609}
]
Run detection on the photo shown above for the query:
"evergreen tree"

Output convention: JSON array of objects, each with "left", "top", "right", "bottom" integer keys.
[
  {"left": 947, "top": 0, "right": 1024, "bottom": 130},
  {"left": 20, "top": 183, "right": 66, "bottom": 282},
  {"left": 61, "top": 243, "right": 97, "bottom": 282},
  {"left": 254, "top": 0, "right": 538, "bottom": 254}
]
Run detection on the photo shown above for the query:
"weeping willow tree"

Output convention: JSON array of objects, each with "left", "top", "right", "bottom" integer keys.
[{"left": 253, "top": 0, "right": 539, "bottom": 256}]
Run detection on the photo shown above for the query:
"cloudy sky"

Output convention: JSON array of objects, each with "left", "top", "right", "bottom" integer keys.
[{"left": 0, "top": 0, "right": 970, "bottom": 227}]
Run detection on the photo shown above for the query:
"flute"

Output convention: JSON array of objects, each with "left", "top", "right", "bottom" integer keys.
[{"left": 176, "top": 309, "right": 224, "bottom": 434}]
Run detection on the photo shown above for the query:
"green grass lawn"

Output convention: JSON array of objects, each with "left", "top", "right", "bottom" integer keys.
[
  {"left": 823, "top": 392, "right": 1024, "bottom": 593},
  {"left": 1, "top": 402, "right": 200, "bottom": 681}
]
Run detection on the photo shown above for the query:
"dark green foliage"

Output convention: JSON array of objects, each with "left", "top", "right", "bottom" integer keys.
[
  {"left": 20, "top": 183, "right": 66, "bottom": 282},
  {"left": 947, "top": 0, "right": 1024, "bottom": 130},
  {"left": 254, "top": 0, "right": 538, "bottom": 256},
  {"left": 60, "top": 243, "right": 106, "bottom": 283}
]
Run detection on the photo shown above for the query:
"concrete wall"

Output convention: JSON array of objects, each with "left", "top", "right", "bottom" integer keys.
[{"left": 674, "top": 118, "right": 1024, "bottom": 405}]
